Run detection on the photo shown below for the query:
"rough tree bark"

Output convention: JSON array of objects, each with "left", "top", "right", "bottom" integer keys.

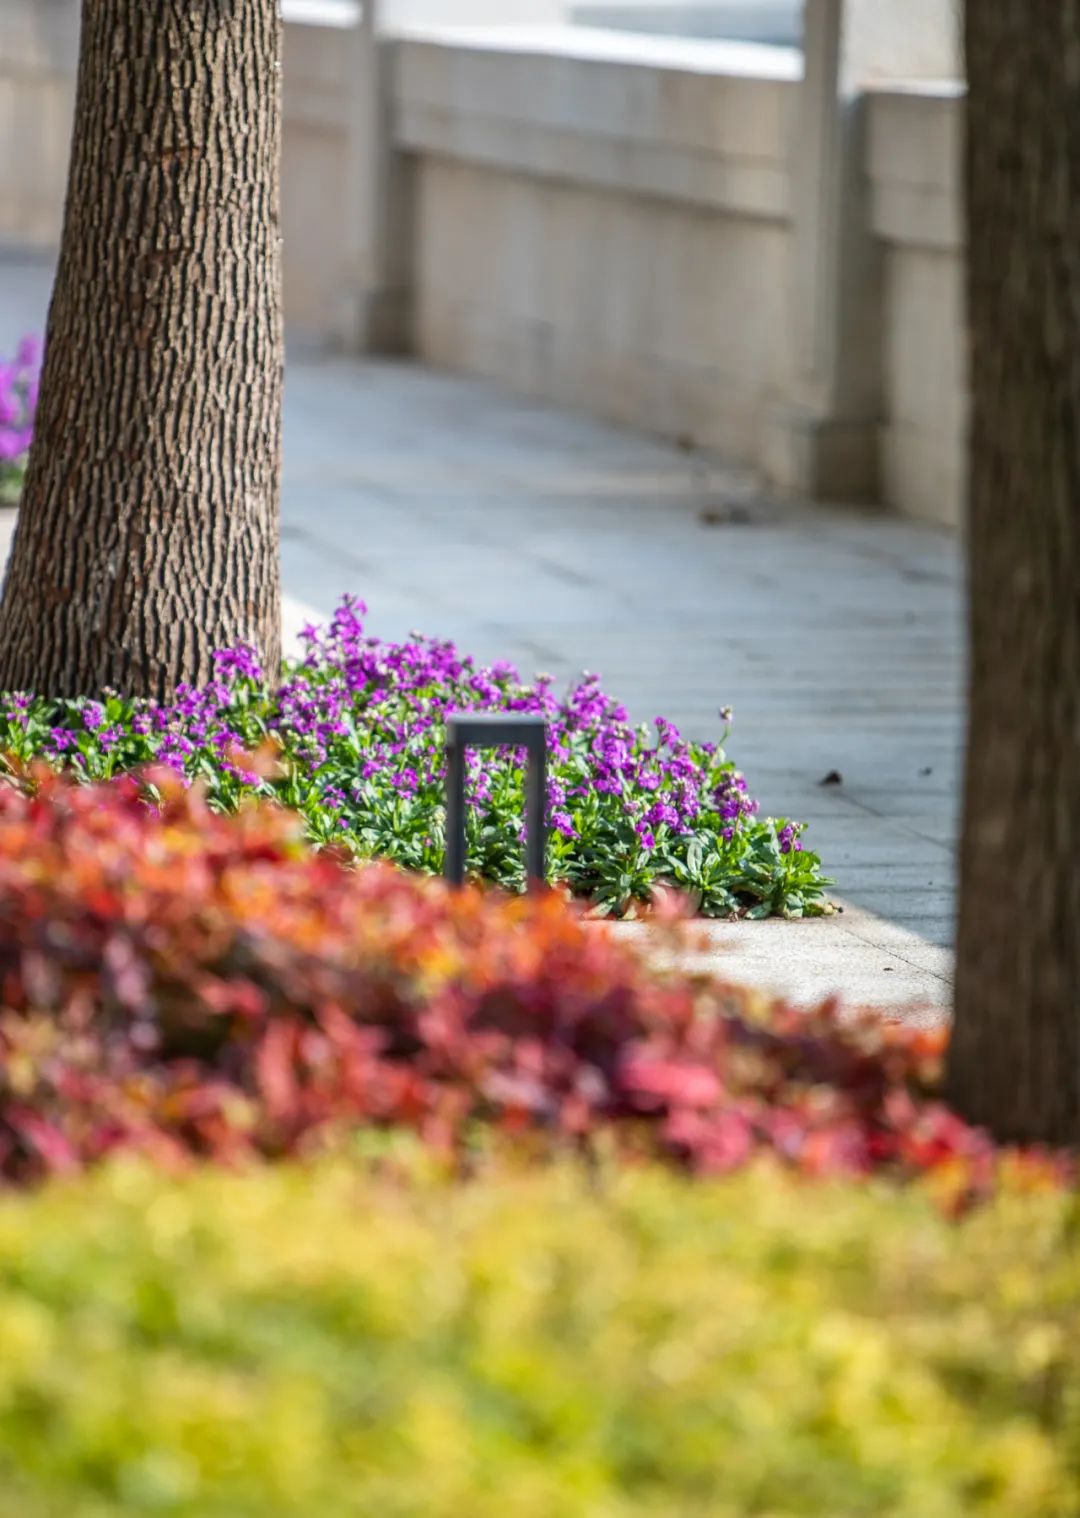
[
  {"left": 948, "top": 2, "right": 1080, "bottom": 1143},
  {"left": 0, "top": 0, "right": 283, "bottom": 699}
]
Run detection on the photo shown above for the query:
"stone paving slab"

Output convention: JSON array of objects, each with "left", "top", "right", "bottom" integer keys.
[
  {"left": 1, "top": 249, "right": 963, "bottom": 1023},
  {"left": 611, "top": 913, "right": 951, "bottom": 1029}
]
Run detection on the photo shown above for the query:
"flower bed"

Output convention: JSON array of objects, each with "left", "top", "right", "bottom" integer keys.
[
  {"left": 0, "top": 1158, "right": 1075, "bottom": 1516},
  {"left": 0, "top": 771, "right": 1062, "bottom": 1198},
  {"left": 0, "top": 338, "right": 37, "bottom": 506},
  {"left": 1, "top": 598, "right": 830, "bottom": 919}
]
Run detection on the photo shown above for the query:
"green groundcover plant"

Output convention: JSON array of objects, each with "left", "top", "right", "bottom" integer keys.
[
  {"left": 0, "top": 597, "right": 830, "bottom": 918},
  {"left": 0, "top": 1157, "right": 1075, "bottom": 1517}
]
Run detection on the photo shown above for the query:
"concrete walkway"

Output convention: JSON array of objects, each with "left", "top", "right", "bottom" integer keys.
[{"left": 2, "top": 250, "right": 962, "bottom": 1021}]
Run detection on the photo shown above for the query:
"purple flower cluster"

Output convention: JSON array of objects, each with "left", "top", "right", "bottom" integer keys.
[
  {"left": 0, "top": 338, "right": 39, "bottom": 494},
  {"left": 278, "top": 601, "right": 742, "bottom": 852},
  {"left": 3, "top": 596, "right": 829, "bottom": 918}
]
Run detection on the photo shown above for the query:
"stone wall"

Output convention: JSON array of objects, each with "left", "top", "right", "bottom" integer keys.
[
  {"left": 0, "top": 0, "right": 365, "bottom": 337},
  {"left": 0, "top": 0, "right": 78, "bottom": 248},
  {"left": 0, "top": 0, "right": 968, "bottom": 527},
  {"left": 281, "top": 8, "right": 360, "bottom": 339},
  {"left": 380, "top": 22, "right": 967, "bottom": 526},
  {"left": 397, "top": 29, "right": 798, "bottom": 459},
  {"left": 867, "top": 85, "right": 965, "bottom": 529}
]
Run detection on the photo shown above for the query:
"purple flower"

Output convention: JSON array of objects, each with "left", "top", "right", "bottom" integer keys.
[
  {"left": 213, "top": 645, "right": 263, "bottom": 682},
  {"left": 646, "top": 800, "right": 679, "bottom": 831},
  {"left": 15, "top": 336, "right": 40, "bottom": 371},
  {"left": 779, "top": 823, "right": 805, "bottom": 856},
  {"left": 551, "top": 810, "right": 575, "bottom": 838},
  {"left": 224, "top": 763, "right": 261, "bottom": 787}
]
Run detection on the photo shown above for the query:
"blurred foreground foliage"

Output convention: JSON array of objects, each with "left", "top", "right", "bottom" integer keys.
[{"left": 0, "top": 1156, "right": 1075, "bottom": 1517}]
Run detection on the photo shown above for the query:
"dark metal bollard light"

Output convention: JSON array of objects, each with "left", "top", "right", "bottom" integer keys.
[{"left": 444, "top": 712, "right": 548, "bottom": 889}]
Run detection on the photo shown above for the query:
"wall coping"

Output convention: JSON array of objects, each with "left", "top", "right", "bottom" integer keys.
[
  {"left": 863, "top": 77, "right": 964, "bottom": 99},
  {"left": 281, "top": 0, "right": 362, "bottom": 27},
  {"left": 866, "top": 84, "right": 963, "bottom": 252},
  {"left": 390, "top": 22, "right": 802, "bottom": 80},
  {"left": 393, "top": 26, "right": 798, "bottom": 222}
]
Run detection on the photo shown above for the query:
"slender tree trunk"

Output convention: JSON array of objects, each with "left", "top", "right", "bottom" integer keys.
[
  {"left": 948, "top": 2, "right": 1080, "bottom": 1143},
  {"left": 0, "top": 0, "right": 283, "bottom": 699}
]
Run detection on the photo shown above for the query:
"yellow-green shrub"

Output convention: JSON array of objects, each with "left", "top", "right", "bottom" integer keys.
[{"left": 0, "top": 1158, "right": 1075, "bottom": 1517}]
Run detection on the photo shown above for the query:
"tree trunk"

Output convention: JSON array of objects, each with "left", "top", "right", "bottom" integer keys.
[
  {"left": 948, "top": 2, "right": 1080, "bottom": 1143},
  {"left": 0, "top": 0, "right": 283, "bottom": 699}
]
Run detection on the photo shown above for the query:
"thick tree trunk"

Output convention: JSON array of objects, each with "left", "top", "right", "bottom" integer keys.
[
  {"left": 0, "top": 0, "right": 283, "bottom": 699},
  {"left": 948, "top": 3, "right": 1080, "bottom": 1143}
]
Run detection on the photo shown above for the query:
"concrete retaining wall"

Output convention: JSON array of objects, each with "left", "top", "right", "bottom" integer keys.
[
  {"left": 0, "top": 0, "right": 968, "bottom": 527},
  {"left": 867, "top": 85, "right": 965, "bottom": 529},
  {"left": 0, "top": 0, "right": 365, "bottom": 337},
  {"left": 0, "top": 0, "right": 78, "bottom": 248},
  {"left": 397, "top": 29, "right": 799, "bottom": 458},
  {"left": 281, "top": 9, "right": 358, "bottom": 339}
]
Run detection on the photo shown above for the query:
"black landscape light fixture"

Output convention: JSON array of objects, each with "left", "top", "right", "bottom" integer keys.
[{"left": 444, "top": 713, "right": 548, "bottom": 888}]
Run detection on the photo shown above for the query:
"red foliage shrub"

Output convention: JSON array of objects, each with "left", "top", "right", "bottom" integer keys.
[{"left": 0, "top": 771, "right": 1059, "bottom": 1192}]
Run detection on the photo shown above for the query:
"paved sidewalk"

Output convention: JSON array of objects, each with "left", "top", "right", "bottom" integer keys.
[{"left": 2, "top": 251, "right": 963, "bottom": 1021}]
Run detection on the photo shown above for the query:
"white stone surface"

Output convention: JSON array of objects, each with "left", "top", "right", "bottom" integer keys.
[
  {"left": 572, "top": 2, "right": 801, "bottom": 46},
  {"left": 385, "top": 0, "right": 568, "bottom": 25},
  {"left": 614, "top": 910, "right": 951, "bottom": 1024},
  {"left": 282, "top": 0, "right": 362, "bottom": 26},
  {"left": 394, "top": 21, "right": 801, "bottom": 73},
  {"left": 286, "top": 0, "right": 571, "bottom": 22},
  {"left": 844, "top": 0, "right": 959, "bottom": 82}
]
